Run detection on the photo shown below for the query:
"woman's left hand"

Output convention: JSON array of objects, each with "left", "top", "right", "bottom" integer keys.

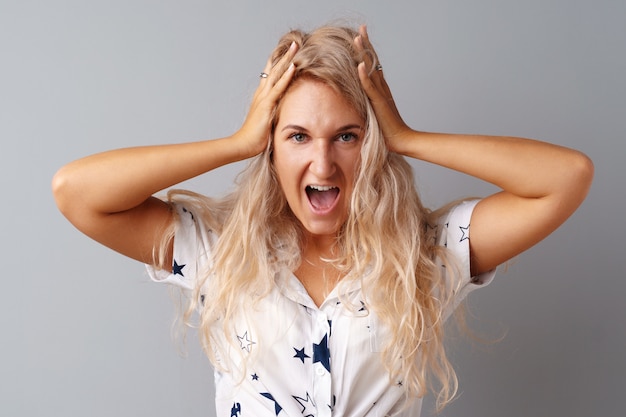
[
  {"left": 354, "top": 25, "right": 593, "bottom": 276},
  {"left": 355, "top": 25, "right": 412, "bottom": 154}
]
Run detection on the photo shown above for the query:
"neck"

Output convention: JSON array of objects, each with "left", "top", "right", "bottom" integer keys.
[
  {"left": 302, "top": 233, "right": 338, "bottom": 263},
  {"left": 296, "top": 233, "right": 343, "bottom": 307}
]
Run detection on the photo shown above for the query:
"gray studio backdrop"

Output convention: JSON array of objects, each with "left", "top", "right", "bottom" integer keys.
[{"left": 2, "top": 1, "right": 624, "bottom": 416}]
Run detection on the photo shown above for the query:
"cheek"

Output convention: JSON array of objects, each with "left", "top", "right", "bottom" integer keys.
[
  {"left": 343, "top": 152, "right": 362, "bottom": 185},
  {"left": 273, "top": 155, "right": 298, "bottom": 196},
  {"left": 271, "top": 146, "right": 286, "bottom": 182}
]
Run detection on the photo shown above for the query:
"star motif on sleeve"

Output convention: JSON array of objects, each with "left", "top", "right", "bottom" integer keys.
[
  {"left": 181, "top": 206, "right": 195, "bottom": 221},
  {"left": 313, "top": 334, "right": 331, "bottom": 372},
  {"left": 260, "top": 392, "right": 283, "bottom": 415},
  {"left": 172, "top": 260, "right": 186, "bottom": 276},
  {"left": 293, "top": 392, "right": 316, "bottom": 416},
  {"left": 459, "top": 224, "right": 470, "bottom": 242},
  {"left": 251, "top": 373, "right": 259, "bottom": 381},
  {"left": 293, "top": 347, "right": 310, "bottom": 363},
  {"left": 237, "top": 331, "right": 256, "bottom": 352}
]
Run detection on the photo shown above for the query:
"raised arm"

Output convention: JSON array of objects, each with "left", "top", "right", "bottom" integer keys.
[
  {"left": 52, "top": 43, "right": 298, "bottom": 266},
  {"left": 356, "top": 26, "right": 593, "bottom": 275}
]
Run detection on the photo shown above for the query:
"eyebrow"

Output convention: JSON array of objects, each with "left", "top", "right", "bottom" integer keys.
[{"left": 280, "top": 124, "right": 364, "bottom": 132}]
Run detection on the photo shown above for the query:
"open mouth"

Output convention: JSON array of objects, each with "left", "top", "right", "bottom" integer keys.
[{"left": 305, "top": 185, "right": 340, "bottom": 211}]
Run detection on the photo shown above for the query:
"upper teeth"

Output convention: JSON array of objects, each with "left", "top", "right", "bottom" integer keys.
[{"left": 309, "top": 185, "right": 337, "bottom": 191}]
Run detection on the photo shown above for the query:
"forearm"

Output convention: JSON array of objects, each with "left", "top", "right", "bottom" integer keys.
[
  {"left": 396, "top": 131, "right": 593, "bottom": 201},
  {"left": 52, "top": 136, "right": 249, "bottom": 215}
]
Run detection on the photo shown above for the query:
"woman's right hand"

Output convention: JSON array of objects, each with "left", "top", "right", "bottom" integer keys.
[{"left": 233, "top": 41, "right": 298, "bottom": 158}]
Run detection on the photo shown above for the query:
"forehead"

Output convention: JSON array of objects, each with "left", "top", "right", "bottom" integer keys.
[{"left": 276, "top": 80, "right": 363, "bottom": 129}]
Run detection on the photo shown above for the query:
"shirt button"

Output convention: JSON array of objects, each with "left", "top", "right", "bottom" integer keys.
[{"left": 316, "top": 367, "right": 326, "bottom": 376}]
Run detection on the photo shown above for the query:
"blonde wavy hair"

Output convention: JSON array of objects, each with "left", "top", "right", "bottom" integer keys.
[{"left": 158, "top": 25, "right": 463, "bottom": 411}]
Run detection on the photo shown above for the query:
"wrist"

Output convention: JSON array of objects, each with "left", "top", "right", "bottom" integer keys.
[
  {"left": 386, "top": 127, "right": 417, "bottom": 155},
  {"left": 229, "top": 131, "right": 266, "bottom": 161}
]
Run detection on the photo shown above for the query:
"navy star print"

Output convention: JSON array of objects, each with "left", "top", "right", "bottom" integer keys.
[
  {"left": 312, "top": 334, "right": 330, "bottom": 372},
  {"left": 293, "top": 347, "right": 310, "bottom": 363},
  {"left": 230, "top": 402, "right": 241, "bottom": 417},
  {"left": 172, "top": 260, "right": 185, "bottom": 276},
  {"left": 260, "top": 392, "right": 283, "bottom": 415}
]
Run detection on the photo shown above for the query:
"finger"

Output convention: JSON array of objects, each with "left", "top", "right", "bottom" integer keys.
[
  {"left": 354, "top": 29, "right": 385, "bottom": 92},
  {"left": 266, "top": 41, "right": 298, "bottom": 86},
  {"left": 357, "top": 26, "right": 379, "bottom": 69},
  {"left": 260, "top": 56, "right": 273, "bottom": 80},
  {"left": 267, "top": 62, "right": 296, "bottom": 101},
  {"left": 355, "top": 28, "right": 399, "bottom": 115},
  {"left": 355, "top": 43, "right": 387, "bottom": 102},
  {"left": 358, "top": 61, "right": 382, "bottom": 100},
  {"left": 359, "top": 24, "right": 372, "bottom": 50},
  {"left": 359, "top": 61, "right": 400, "bottom": 117},
  {"left": 258, "top": 41, "right": 297, "bottom": 90},
  {"left": 358, "top": 61, "right": 407, "bottom": 146}
]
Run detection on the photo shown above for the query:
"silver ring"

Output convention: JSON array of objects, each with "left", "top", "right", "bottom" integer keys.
[
  {"left": 259, "top": 72, "right": 269, "bottom": 78},
  {"left": 375, "top": 64, "right": 383, "bottom": 71}
]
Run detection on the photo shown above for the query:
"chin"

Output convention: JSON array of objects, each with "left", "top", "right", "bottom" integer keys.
[{"left": 301, "top": 220, "right": 344, "bottom": 239}]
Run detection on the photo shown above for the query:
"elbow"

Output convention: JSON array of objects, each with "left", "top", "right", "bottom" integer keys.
[
  {"left": 571, "top": 151, "right": 594, "bottom": 198},
  {"left": 560, "top": 150, "right": 594, "bottom": 209},
  {"left": 51, "top": 165, "right": 77, "bottom": 218}
]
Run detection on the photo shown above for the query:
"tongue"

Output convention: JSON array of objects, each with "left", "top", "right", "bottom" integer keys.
[{"left": 308, "top": 188, "right": 339, "bottom": 210}]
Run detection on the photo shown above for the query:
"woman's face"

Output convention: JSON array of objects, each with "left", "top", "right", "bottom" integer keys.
[{"left": 273, "top": 79, "right": 364, "bottom": 242}]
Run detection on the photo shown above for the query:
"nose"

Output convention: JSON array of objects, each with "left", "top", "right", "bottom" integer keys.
[{"left": 309, "top": 139, "right": 336, "bottom": 178}]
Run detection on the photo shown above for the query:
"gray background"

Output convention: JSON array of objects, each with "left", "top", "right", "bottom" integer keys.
[{"left": 2, "top": 0, "right": 624, "bottom": 416}]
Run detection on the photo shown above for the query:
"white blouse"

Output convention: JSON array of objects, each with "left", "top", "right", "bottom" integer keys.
[{"left": 147, "top": 199, "right": 495, "bottom": 417}]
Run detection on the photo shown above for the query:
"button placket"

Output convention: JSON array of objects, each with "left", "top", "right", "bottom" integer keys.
[{"left": 311, "top": 308, "right": 332, "bottom": 416}]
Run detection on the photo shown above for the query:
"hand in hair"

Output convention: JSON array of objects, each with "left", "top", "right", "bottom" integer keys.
[
  {"left": 355, "top": 25, "right": 593, "bottom": 275},
  {"left": 355, "top": 25, "right": 411, "bottom": 154},
  {"left": 233, "top": 41, "right": 298, "bottom": 158}
]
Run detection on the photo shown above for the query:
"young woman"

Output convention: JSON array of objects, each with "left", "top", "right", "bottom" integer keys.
[{"left": 52, "top": 25, "right": 593, "bottom": 416}]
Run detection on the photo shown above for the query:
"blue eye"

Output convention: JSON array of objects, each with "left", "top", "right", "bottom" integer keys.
[
  {"left": 289, "top": 133, "right": 306, "bottom": 143},
  {"left": 338, "top": 132, "right": 358, "bottom": 142}
]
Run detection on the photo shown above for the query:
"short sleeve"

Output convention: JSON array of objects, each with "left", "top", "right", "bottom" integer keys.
[
  {"left": 433, "top": 199, "right": 496, "bottom": 313},
  {"left": 145, "top": 203, "right": 214, "bottom": 291}
]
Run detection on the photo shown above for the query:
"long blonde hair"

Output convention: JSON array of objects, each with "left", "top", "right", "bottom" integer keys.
[{"left": 160, "top": 25, "right": 462, "bottom": 411}]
